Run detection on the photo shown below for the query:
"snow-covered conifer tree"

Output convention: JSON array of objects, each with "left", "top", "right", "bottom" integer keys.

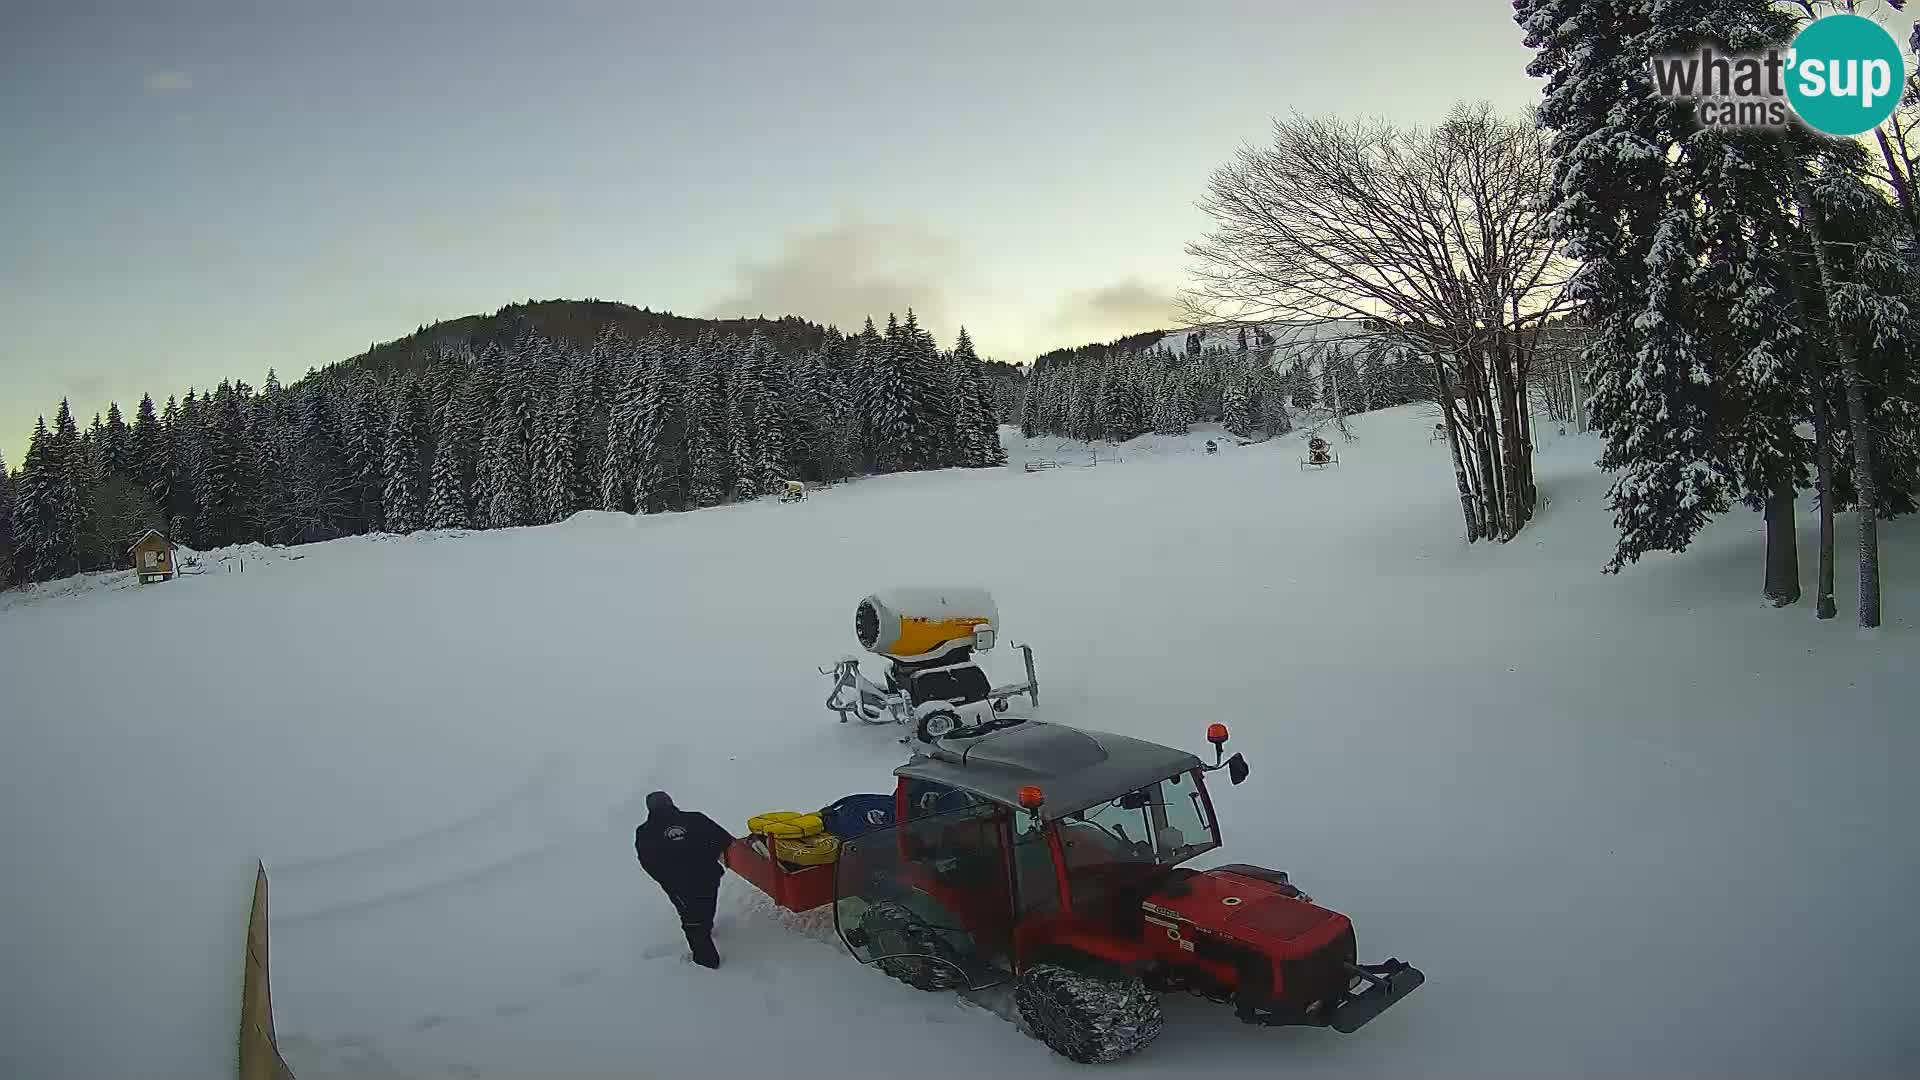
[
  {"left": 382, "top": 378, "right": 428, "bottom": 533},
  {"left": 427, "top": 436, "right": 469, "bottom": 530},
  {"left": 686, "top": 333, "right": 732, "bottom": 506},
  {"left": 531, "top": 386, "right": 583, "bottom": 524},
  {"left": 11, "top": 418, "right": 72, "bottom": 581}
]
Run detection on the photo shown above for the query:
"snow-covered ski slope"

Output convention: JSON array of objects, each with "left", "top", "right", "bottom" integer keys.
[
  {"left": 4, "top": 406, "right": 1917, "bottom": 1079},
  {"left": 1154, "top": 318, "right": 1380, "bottom": 360}
]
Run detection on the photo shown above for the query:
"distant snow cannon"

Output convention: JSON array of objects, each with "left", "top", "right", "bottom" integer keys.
[{"left": 825, "top": 586, "right": 1040, "bottom": 744}]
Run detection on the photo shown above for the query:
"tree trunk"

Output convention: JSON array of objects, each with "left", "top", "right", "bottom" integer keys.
[
  {"left": 1496, "top": 357, "right": 1525, "bottom": 536},
  {"left": 1838, "top": 354, "right": 1884, "bottom": 628},
  {"left": 1570, "top": 361, "right": 1585, "bottom": 432},
  {"left": 1465, "top": 358, "right": 1506, "bottom": 539},
  {"left": 1763, "top": 480, "right": 1801, "bottom": 606},
  {"left": 1330, "top": 366, "right": 1351, "bottom": 441},
  {"left": 1813, "top": 385, "right": 1839, "bottom": 620},
  {"left": 1788, "top": 160, "right": 1883, "bottom": 628},
  {"left": 1486, "top": 335, "right": 1518, "bottom": 537},
  {"left": 1498, "top": 336, "right": 1537, "bottom": 528},
  {"left": 1435, "top": 358, "right": 1483, "bottom": 542},
  {"left": 1517, "top": 374, "right": 1538, "bottom": 516}
]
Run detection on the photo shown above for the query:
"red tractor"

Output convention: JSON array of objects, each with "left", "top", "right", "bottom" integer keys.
[{"left": 725, "top": 717, "right": 1424, "bottom": 1064}]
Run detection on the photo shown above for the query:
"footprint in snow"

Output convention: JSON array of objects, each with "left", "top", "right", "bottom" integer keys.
[
  {"left": 640, "top": 941, "right": 679, "bottom": 961},
  {"left": 492, "top": 1001, "right": 532, "bottom": 1018},
  {"left": 445, "top": 1066, "right": 481, "bottom": 1079},
  {"left": 559, "top": 967, "right": 600, "bottom": 987},
  {"left": 408, "top": 1014, "right": 450, "bottom": 1033}
]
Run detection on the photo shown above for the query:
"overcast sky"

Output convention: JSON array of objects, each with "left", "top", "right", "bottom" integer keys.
[{"left": 1, "top": 0, "right": 1543, "bottom": 465}]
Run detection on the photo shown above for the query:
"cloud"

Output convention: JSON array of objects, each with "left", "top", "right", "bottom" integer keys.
[
  {"left": 62, "top": 372, "right": 108, "bottom": 401},
  {"left": 1051, "top": 278, "right": 1176, "bottom": 334},
  {"left": 144, "top": 71, "right": 192, "bottom": 94},
  {"left": 705, "top": 220, "right": 975, "bottom": 331}
]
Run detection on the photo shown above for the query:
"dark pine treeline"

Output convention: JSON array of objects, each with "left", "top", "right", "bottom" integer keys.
[
  {"left": 2, "top": 305, "right": 1015, "bottom": 585},
  {"left": 1019, "top": 325, "right": 1437, "bottom": 443}
]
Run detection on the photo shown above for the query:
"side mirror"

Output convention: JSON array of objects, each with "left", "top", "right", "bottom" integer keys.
[
  {"left": 1227, "top": 753, "right": 1250, "bottom": 786},
  {"left": 973, "top": 626, "right": 997, "bottom": 652}
]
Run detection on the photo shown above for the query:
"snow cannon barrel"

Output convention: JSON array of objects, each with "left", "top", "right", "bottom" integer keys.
[{"left": 855, "top": 587, "right": 1000, "bottom": 661}]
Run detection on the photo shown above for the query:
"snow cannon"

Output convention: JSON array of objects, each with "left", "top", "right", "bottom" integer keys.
[
  {"left": 855, "top": 586, "right": 1000, "bottom": 661},
  {"left": 824, "top": 586, "right": 1039, "bottom": 742}
]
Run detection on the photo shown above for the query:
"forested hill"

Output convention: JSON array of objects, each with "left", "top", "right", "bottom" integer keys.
[
  {"left": 1029, "top": 328, "right": 1171, "bottom": 370},
  {"left": 331, "top": 299, "right": 835, "bottom": 384},
  {"left": 2, "top": 303, "right": 1020, "bottom": 586}
]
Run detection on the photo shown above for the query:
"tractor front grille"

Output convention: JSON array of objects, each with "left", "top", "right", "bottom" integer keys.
[{"left": 1279, "top": 925, "right": 1356, "bottom": 1008}]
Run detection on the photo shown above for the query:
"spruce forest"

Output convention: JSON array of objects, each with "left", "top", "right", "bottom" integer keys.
[
  {"left": 1, "top": 306, "right": 1015, "bottom": 585},
  {"left": 1017, "top": 325, "right": 1440, "bottom": 444}
]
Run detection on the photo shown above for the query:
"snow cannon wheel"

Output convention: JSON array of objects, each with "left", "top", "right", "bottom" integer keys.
[
  {"left": 1015, "top": 964, "right": 1164, "bottom": 1064},
  {"left": 914, "top": 704, "right": 963, "bottom": 744}
]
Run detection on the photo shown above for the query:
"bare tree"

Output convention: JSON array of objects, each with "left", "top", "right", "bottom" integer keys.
[
  {"left": 1528, "top": 319, "right": 1595, "bottom": 432},
  {"left": 82, "top": 475, "right": 165, "bottom": 569},
  {"left": 1780, "top": 2, "right": 1920, "bottom": 241},
  {"left": 1869, "top": 74, "right": 1920, "bottom": 238},
  {"left": 1182, "top": 102, "right": 1573, "bottom": 541}
]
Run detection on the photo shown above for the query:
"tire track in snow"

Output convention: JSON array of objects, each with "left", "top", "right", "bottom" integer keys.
[
  {"left": 272, "top": 754, "right": 568, "bottom": 877},
  {"left": 274, "top": 838, "right": 580, "bottom": 930},
  {"left": 271, "top": 753, "right": 592, "bottom": 930}
]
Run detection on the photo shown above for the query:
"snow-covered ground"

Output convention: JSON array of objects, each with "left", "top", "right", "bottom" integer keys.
[{"left": 4, "top": 405, "right": 1916, "bottom": 1079}]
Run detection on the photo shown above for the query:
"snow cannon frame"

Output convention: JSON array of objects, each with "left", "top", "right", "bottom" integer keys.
[{"left": 824, "top": 587, "right": 1039, "bottom": 742}]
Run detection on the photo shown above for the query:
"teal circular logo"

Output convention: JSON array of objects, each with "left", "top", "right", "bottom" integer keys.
[{"left": 1786, "top": 13, "right": 1906, "bottom": 136}]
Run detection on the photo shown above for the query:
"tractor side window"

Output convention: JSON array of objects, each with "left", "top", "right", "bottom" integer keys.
[{"left": 1012, "top": 812, "right": 1061, "bottom": 916}]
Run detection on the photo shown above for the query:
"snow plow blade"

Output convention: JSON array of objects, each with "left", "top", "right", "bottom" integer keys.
[{"left": 1329, "top": 960, "right": 1424, "bottom": 1033}]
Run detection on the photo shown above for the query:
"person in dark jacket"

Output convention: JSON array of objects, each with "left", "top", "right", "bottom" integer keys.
[{"left": 634, "top": 791, "right": 733, "bottom": 969}]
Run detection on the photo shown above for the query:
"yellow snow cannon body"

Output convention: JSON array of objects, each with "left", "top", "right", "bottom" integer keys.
[{"left": 855, "top": 587, "right": 1000, "bottom": 662}]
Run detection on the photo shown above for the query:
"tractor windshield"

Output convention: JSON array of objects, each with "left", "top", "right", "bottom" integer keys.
[{"left": 1056, "top": 769, "right": 1219, "bottom": 908}]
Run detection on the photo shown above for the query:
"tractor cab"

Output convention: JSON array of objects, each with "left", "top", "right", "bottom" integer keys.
[{"left": 832, "top": 720, "right": 1249, "bottom": 989}]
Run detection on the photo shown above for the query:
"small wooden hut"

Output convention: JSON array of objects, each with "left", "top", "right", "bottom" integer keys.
[{"left": 130, "top": 529, "right": 175, "bottom": 584}]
